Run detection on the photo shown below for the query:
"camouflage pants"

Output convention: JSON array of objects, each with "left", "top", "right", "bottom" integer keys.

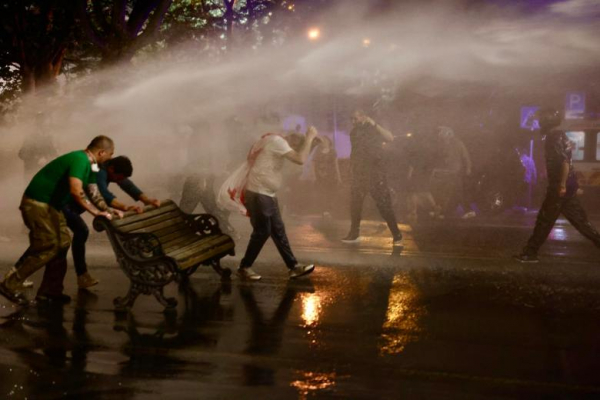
[{"left": 15, "top": 197, "right": 71, "bottom": 295}]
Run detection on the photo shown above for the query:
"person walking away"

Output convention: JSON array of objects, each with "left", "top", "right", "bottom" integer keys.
[
  {"left": 311, "top": 136, "right": 342, "bottom": 219},
  {"left": 406, "top": 133, "right": 441, "bottom": 225},
  {"left": 515, "top": 108, "right": 600, "bottom": 263},
  {"left": 437, "top": 126, "right": 477, "bottom": 219},
  {"left": 342, "top": 110, "right": 402, "bottom": 245}
]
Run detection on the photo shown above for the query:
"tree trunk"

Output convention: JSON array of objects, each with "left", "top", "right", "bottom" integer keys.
[
  {"left": 20, "top": 47, "right": 66, "bottom": 95},
  {"left": 21, "top": 68, "right": 36, "bottom": 94},
  {"left": 224, "top": 0, "right": 235, "bottom": 51}
]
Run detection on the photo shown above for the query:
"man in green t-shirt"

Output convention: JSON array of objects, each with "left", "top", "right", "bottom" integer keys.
[{"left": 0, "top": 135, "right": 119, "bottom": 305}]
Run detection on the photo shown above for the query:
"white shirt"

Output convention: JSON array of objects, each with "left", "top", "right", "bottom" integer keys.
[{"left": 246, "top": 135, "right": 293, "bottom": 197}]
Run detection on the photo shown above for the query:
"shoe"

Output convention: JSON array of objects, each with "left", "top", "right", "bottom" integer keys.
[
  {"left": 0, "top": 282, "right": 29, "bottom": 305},
  {"left": 392, "top": 235, "right": 403, "bottom": 246},
  {"left": 78, "top": 272, "right": 99, "bottom": 289},
  {"left": 0, "top": 269, "right": 29, "bottom": 305},
  {"left": 35, "top": 293, "right": 71, "bottom": 304},
  {"left": 237, "top": 267, "right": 262, "bottom": 281},
  {"left": 462, "top": 211, "right": 477, "bottom": 219},
  {"left": 341, "top": 233, "right": 361, "bottom": 243},
  {"left": 20, "top": 279, "right": 34, "bottom": 289},
  {"left": 289, "top": 264, "right": 315, "bottom": 279},
  {"left": 513, "top": 253, "right": 539, "bottom": 263}
]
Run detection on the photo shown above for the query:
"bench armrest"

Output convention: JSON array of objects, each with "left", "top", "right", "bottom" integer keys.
[
  {"left": 94, "top": 216, "right": 164, "bottom": 259},
  {"left": 184, "top": 213, "right": 222, "bottom": 237}
]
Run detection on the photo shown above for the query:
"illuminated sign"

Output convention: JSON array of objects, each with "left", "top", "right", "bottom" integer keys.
[
  {"left": 521, "top": 106, "right": 540, "bottom": 130},
  {"left": 565, "top": 92, "right": 585, "bottom": 120}
]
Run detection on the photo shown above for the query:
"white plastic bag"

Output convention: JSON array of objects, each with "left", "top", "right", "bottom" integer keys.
[
  {"left": 217, "top": 133, "right": 281, "bottom": 216},
  {"left": 217, "top": 162, "right": 251, "bottom": 216}
]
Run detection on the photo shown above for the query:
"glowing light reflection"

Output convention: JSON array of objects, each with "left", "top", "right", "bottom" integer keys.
[
  {"left": 291, "top": 371, "right": 336, "bottom": 399},
  {"left": 301, "top": 293, "right": 322, "bottom": 327},
  {"left": 550, "top": 226, "right": 567, "bottom": 241},
  {"left": 379, "top": 273, "right": 425, "bottom": 355}
]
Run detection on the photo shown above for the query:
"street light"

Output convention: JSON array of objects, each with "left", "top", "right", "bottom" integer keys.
[{"left": 308, "top": 28, "right": 321, "bottom": 41}]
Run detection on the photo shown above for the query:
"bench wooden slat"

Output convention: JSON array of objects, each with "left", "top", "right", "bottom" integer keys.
[
  {"left": 153, "top": 222, "right": 191, "bottom": 239},
  {"left": 178, "top": 242, "right": 235, "bottom": 270},
  {"left": 119, "top": 210, "right": 182, "bottom": 233},
  {"left": 162, "top": 234, "right": 201, "bottom": 253},
  {"left": 159, "top": 229, "right": 195, "bottom": 245},
  {"left": 112, "top": 202, "right": 179, "bottom": 228},
  {"left": 167, "top": 235, "right": 231, "bottom": 260},
  {"left": 127, "top": 216, "right": 186, "bottom": 235}
]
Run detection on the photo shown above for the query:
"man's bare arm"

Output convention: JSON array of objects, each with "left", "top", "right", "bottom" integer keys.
[
  {"left": 365, "top": 117, "right": 394, "bottom": 142},
  {"left": 86, "top": 183, "right": 109, "bottom": 211},
  {"left": 86, "top": 183, "right": 124, "bottom": 218},
  {"left": 459, "top": 141, "right": 472, "bottom": 175},
  {"left": 559, "top": 161, "right": 569, "bottom": 196},
  {"left": 69, "top": 178, "right": 111, "bottom": 219}
]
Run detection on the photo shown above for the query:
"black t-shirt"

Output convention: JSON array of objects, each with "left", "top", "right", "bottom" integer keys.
[
  {"left": 350, "top": 122, "right": 385, "bottom": 169},
  {"left": 544, "top": 129, "right": 572, "bottom": 188},
  {"left": 314, "top": 148, "right": 338, "bottom": 183}
]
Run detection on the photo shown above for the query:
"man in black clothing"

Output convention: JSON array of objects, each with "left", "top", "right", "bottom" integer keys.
[
  {"left": 515, "top": 108, "right": 600, "bottom": 263},
  {"left": 342, "top": 110, "right": 402, "bottom": 245},
  {"left": 64, "top": 156, "right": 160, "bottom": 288}
]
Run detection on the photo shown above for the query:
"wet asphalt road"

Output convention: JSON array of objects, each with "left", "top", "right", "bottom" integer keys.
[{"left": 1, "top": 213, "right": 600, "bottom": 399}]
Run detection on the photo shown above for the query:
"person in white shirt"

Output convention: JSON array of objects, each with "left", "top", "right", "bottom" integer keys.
[{"left": 238, "top": 126, "right": 318, "bottom": 281}]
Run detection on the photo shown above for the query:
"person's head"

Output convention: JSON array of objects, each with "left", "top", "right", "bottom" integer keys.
[
  {"left": 105, "top": 156, "right": 133, "bottom": 182},
  {"left": 352, "top": 109, "right": 368, "bottom": 126},
  {"left": 86, "top": 135, "right": 114, "bottom": 163},
  {"left": 285, "top": 132, "right": 306, "bottom": 152},
  {"left": 317, "top": 135, "right": 332, "bottom": 150},
  {"left": 438, "top": 126, "right": 454, "bottom": 143},
  {"left": 535, "top": 108, "right": 561, "bottom": 130}
]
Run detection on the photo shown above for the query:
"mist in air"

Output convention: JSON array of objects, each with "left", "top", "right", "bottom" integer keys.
[{"left": 0, "top": 0, "right": 598, "bottom": 232}]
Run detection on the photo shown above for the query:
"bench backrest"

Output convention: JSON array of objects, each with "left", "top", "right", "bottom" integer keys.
[{"left": 110, "top": 200, "right": 193, "bottom": 242}]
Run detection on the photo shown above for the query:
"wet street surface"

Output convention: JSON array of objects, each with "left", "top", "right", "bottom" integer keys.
[{"left": 2, "top": 214, "right": 600, "bottom": 399}]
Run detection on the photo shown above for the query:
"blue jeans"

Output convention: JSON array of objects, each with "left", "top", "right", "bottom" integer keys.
[
  {"left": 240, "top": 191, "right": 297, "bottom": 270},
  {"left": 62, "top": 203, "right": 89, "bottom": 277}
]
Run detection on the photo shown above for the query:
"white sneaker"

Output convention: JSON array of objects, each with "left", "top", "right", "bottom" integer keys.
[
  {"left": 341, "top": 234, "right": 361, "bottom": 243},
  {"left": 237, "top": 267, "right": 262, "bottom": 281},
  {"left": 289, "top": 264, "right": 315, "bottom": 279},
  {"left": 462, "top": 211, "right": 477, "bottom": 219},
  {"left": 20, "top": 279, "right": 34, "bottom": 288}
]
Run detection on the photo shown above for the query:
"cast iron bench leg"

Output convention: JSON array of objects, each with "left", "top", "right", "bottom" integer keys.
[
  {"left": 153, "top": 286, "right": 178, "bottom": 310},
  {"left": 211, "top": 260, "right": 232, "bottom": 280},
  {"left": 114, "top": 282, "right": 142, "bottom": 311}
]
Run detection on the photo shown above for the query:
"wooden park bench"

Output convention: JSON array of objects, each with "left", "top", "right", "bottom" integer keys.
[{"left": 93, "top": 200, "right": 235, "bottom": 311}]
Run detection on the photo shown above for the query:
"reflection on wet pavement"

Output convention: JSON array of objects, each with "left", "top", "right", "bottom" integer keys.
[
  {"left": 2, "top": 215, "right": 600, "bottom": 398},
  {"left": 379, "top": 273, "right": 424, "bottom": 356},
  {"left": 290, "top": 370, "right": 336, "bottom": 399}
]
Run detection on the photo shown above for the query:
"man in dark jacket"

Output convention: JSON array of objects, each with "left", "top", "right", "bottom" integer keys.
[
  {"left": 342, "top": 110, "right": 402, "bottom": 245},
  {"left": 63, "top": 156, "right": 160, "bottom": 288},
  {"left": 515, "top": 108, "right": 600, "bottom": 263}
]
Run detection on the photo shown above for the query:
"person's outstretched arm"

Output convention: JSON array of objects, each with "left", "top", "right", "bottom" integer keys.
[{"left": 284, "top": 126, "right": 318, "bottom": 165}]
